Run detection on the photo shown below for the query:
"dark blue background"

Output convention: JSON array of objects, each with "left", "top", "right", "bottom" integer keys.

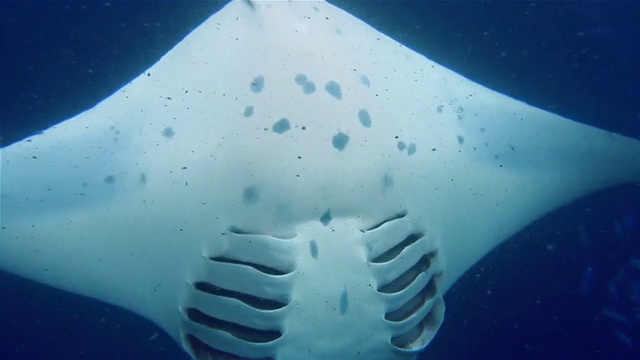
[{"left": 1, "top": 1, "right": 639, "bottom": 359}]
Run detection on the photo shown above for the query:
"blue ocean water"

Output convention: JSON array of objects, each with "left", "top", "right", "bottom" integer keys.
[{"left": 1, "top": 1, "right": 639, "bottom": 359}]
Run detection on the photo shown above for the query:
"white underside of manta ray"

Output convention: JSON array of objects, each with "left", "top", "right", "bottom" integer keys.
[{"left": 1, "top": 1, "right": 639, "bottom": 359}]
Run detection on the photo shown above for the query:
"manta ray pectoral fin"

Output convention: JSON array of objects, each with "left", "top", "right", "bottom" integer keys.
[
  {"left": 1, "top": 0, "right": 639, "bottom": 359},
  {"left": 424, "top": 99, "right": 640, "bottom": 291}
]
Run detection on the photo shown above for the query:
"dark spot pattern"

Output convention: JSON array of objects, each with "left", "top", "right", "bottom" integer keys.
[
  {"left": 302, "top": 82, "right": 316, "bottom": 94},
  {"left": 250, "top": 76, "right": 265, "bottom": 93},
  {"left": 294, "top": 73, "right": 316, "bottom": 95},
  {"left": 242, "top": 186, "right": 259, "bottom": 205},
  {"left": 309, "top": 240, "right": 319, "bottom": 259},
  {"left": 383, "top": 174, "right": 394, "bottom": 190},
  {"left": 272, "top": 118, "right": 291, "bottom": 134},
  {"left": 325, "top": 81, "right": 342, "bottom": 100},
  {"left": 294, "top": 74, "right": 307, "bottom": 85},
  {"left": 359, "top": 75, "right": 370, "bottom": 87},
  {"left": 243, "top": 105, "right": 254, "bottom": 118},
  {"left": 138, "top": 173, "right": 147, "bottom": 185},
  {"left": 397, "top": 141, "right": 406, "bottom": 151},
  {"left": 339, "top": 288, "right": 349, "bottom": 315},
  {"left": 162, "top": 127, "right": 175, "bottom": 139},
  {"left": 104, "top": 175, "right": 115, "bottom": 184},
  {"left": 407, "top": 143, "right": 417, "bottom": 156},
  {"left": 320, "top": 209, "right": 332, "bottom": 226},
  {"left": 457, "top": 135, "right": 465, "bottom": 145},
  {"left": 332, "top": 132, "right": 349, "bottom": 151},
  {"left": 436, "top": 105, "right": 444, "bottom": 114},
  {"left": 358, "top": 109, "right": 372, "bottom": 128}
]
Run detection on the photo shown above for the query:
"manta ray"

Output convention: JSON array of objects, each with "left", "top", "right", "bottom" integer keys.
[{"left": 1, "top": 1, "right": 639, "bottom": 359}]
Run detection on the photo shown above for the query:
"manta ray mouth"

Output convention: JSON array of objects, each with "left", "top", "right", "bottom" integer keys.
[{"left": 179, "top": 212, "right": 445, "bottom": 360}]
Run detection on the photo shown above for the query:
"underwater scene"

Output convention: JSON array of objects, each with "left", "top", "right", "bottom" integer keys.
[{"left": 1, "top": 1, "right": 639, "bottom": 359}]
